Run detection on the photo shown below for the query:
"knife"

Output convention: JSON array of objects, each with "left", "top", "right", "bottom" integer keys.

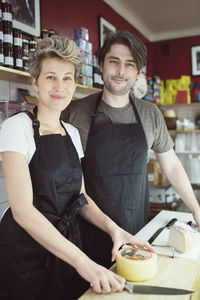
[
  {"left": 148, "top": 218, "right": 177, "bottom": 244},
  {"left": 124, "top": 281, "right": 197, "bottom": 295}
]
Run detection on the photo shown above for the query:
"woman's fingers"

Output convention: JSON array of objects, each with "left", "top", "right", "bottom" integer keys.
[{"left": 91, "top": 271, "right": 125, "bottom": 294}]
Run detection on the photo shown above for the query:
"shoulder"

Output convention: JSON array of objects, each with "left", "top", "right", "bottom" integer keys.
[
  {"left": 69, "top": 92, "right": 100, "bottom": 111},
  {"left": 133, "top": 97, "right": 162, "bottom": 117},
  {"left": 1, "top": 112, "right": 32, "bottom": 132}
]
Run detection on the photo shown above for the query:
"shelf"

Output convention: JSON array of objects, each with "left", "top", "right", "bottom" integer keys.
[
  {"left": 169, "top": 129, "right": 200, "bottom": 134},
  {"left": 176, "top": 151, "right": 200, "bottom": 154},
  {"left": 0, "top": 66, "right": 31, "bottom": 84},
  {"left": 0, "top": 66, "right": 101, "bottom": 95},
  {"left": 159, "top": 103, "right": 200, "bottom": 107}
]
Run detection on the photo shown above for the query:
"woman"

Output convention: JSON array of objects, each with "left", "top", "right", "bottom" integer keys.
[{"left": 0, "top": 35, "right": 154, "bottom": 300}]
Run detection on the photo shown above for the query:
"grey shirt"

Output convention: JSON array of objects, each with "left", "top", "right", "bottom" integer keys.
[{"left": 62, "top": 93, "right": 174, "bottom": 158}]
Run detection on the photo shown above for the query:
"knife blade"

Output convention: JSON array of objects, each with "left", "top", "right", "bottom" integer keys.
[
  {"left": 148, "top": 218, "right": 177, "bottom": 244},
  {"left": 124, "top": 281, "right": 196, "bottom": 295}
]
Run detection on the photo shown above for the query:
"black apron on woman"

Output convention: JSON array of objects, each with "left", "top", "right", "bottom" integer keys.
[
  {"left": 81, "top": 93, "right": 149, "bottom": 268},
  {"left": 0, "top": 107, "right": 88, "bottom": 300}
]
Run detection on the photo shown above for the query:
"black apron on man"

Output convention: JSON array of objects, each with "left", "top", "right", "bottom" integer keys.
[
  {"left": 0, "top": 107, "right": 88, "bottom": 300},
  {"left": 81, "top": 93, "right": 149, "bottom": 268}
]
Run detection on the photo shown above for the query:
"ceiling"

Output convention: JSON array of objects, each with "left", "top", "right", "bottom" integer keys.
[{"left": 103, "top": 0, "right": 200, "bottom": 42}]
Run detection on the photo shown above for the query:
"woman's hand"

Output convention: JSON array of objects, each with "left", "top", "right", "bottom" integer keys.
[
  {"left": 110, "top": 227, "right": 156, "bottom": 262},
  {"left": 75, "top": 256, "right": 125, "bottom": 294}
]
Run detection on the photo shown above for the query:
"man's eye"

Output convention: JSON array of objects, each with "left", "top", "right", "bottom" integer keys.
[
  {"left": 110, "top": 60, "right": 118, "bottom": 64},
  {"left": 64, "top": 76, "right": 73, "bottom": 81}
]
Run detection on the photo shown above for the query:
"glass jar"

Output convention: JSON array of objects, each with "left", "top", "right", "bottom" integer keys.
[
  {"left": 13, "top": 45, "right": 22, "bottom": 70},
  {"left": 2, "top": 2, "right": 12, "bottom": 23},
  {"left": 3, "top": 43, "right": 13, "bottom": 68},
  {"left": 22, "top": 38, "right": 29, "bottom": 57},
  {"left": 13, "top": 28, "right": 22, "bottom": 47},
  {"left": 48, "top": 30, "right": 55, "bottom": 37},
  {"left": 3, "top": 21, "right": 12, "bottom": 46},
  {"left": 0, "top": 20, "right": 3, "bottom": 43},
  {"left": 41, "top": 29, "right": 49, "bottom": 39},
  {"left": 29, "top": 39, "right": 37, "bottom": 52},
  {"left": 23, "top": 55, "right": 29, "bottom": 72},
  {"left": 0, "top": 40, "right": 4, "bottom": 66},
  {"left": 0, "top": 0, "right": 2, "bottom": 20}
]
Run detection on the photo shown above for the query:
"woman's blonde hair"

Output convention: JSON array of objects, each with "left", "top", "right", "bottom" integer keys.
[{"left": 29, "top": 35, "right": 82, "bottom": 81}]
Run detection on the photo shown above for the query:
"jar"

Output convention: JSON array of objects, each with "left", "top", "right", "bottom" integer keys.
[
  {"left": 0, "top": 41, "right": 4, "bottom": 66},
  {"left": 3, "top": 43, "right": 13, "bottom": 68},
  {"left": 29, "top": 39, "right": 37, "bottom": 52},
  {"left": 13, "top": 28, "right": 22, "bottom": 47},
  {"left": 0, "top": 0, "right": 2, "bottom": 20},
  {"left": 41, "top": 29, "right": 48, "bottom": 39},
  {"left": 48, "top": 30, "right": 55, "bottom": 37},
  {"left": 23, "top": 55, "right": 29, "bottom": 72},
  {"left": 0, "top": 20, "right": 3, "bottom": 43},
  {"left": 2, "top": 2, "right": 12, "bottom": 23},
  {"left": 13, "top": 46, "right": 22, "bottom": 70},
  {"left": 22, "top": 38, "right": 29, "bottom": 56},
  {"left": 3, "top": 21, "right": 12, "bottom": 45}
]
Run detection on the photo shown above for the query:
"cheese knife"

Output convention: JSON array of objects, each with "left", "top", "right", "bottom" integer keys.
[
  {"left": 148, "top": 218, "right": 177, "bottom": 244},
  {"left": 124, "top": 281, "right": 197, "bottom": 295}
]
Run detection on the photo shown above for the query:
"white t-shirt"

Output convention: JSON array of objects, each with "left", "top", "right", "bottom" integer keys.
[{"left": 0, "top": 112, "right": 84, "bottom": 163}]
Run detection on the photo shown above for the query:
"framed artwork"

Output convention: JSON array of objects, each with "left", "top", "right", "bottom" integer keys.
[
  {"left": 99, "top": 16, "right": 116, "bottom": 47},
  {"left": 12, "top": 0, "right": 41, "bottom": 37},
  {"left": 191, "top": 46, "right": 200, "bottom": 76}
]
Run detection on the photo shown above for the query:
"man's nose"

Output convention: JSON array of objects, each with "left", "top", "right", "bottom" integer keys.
[{"left": 117, "top": 64, "right": 125, "bottom": 76}]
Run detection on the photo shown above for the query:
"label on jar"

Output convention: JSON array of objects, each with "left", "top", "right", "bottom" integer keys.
[
  {"left": 3, "top": 34, "right": 13, "bottom": 44},
  {"left": 0, "top": 53, "right": 4, "bottom": 64},
  {"left": 2, "top": 12, "right": 12, "bottom": 22},
  {"left": 4, "top": 56, "right": 13, "bottom": 66},
  {"left": 14, "top": 37, "right": 22, "bottom": 47},
  {"left": 16, "top": 58, "right": 23, "bottom": 68}
]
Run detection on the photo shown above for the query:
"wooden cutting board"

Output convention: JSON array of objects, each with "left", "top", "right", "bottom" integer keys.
[{"left": 78, "top": 255, "right": 200, "bottom": 300}]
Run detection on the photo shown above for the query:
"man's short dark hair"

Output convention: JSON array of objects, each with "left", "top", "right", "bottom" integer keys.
[{"left": 98, "top": 31, "right": 147, "bottom": 72}]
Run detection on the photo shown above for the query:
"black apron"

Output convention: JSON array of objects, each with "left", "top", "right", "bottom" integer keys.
[
  {"left": 81, "top": 93, "right": 149, "bottom": 268},
  {"left": 0, "top": 107, "right": 88, "bottom": 300}
]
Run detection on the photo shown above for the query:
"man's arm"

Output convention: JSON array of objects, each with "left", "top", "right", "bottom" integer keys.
[{"left": 156, "top": 148, "right": 200, "bottom": 230}]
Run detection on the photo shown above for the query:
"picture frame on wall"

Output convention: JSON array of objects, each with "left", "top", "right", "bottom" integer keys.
[
  {"left": 99, "top": 16, "right": 116, "bottom": 47},
  {"left": 191, "top": 46, "right": 200, "bottom": 76},
  {"left": 12, "top": 0, "right": 41, "bottom": 37}
]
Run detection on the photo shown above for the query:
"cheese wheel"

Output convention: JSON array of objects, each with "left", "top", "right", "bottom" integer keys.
[
  {"left": 167, "top": 221, "right": 192, "bottom": 253},
  {"left": 116, "top": 247, "right": 157, "bottom": 281}
]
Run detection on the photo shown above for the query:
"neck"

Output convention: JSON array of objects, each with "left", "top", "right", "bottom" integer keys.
[
  {"left": 102, "top": 89, "right": 130, "bottom": 108},
  {"left": 36, "top": 105, "right": 61, "bottom": 129}
]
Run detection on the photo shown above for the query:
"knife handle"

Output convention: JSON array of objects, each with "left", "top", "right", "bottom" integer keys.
[{"left": 165, "top": 218, "right": 177, "bottom": 228}]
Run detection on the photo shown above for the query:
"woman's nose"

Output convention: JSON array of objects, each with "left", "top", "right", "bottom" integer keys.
[{"left": 54, "top": 79, "right": 64, "bottom": 90}]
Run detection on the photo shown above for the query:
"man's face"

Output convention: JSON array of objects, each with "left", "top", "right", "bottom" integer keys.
[{"left": 100, "top": 43, "right": 141, "bottom": 96}]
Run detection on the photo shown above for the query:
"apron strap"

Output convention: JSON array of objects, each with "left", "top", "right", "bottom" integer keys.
[{"left": 25, "top": 106, "right": 40, "bottom": 146}]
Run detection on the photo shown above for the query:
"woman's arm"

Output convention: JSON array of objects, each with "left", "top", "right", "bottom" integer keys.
[
  {"left": 2, "top": 151, "right": 124, "bottom": 294},
  {"left": 79, "top": 178, "right": 156, "bottom": 262}
]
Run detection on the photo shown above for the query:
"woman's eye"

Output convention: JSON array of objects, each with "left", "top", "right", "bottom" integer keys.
[{"left": 47, "top": 75, "right": 55, "bottom": 80}]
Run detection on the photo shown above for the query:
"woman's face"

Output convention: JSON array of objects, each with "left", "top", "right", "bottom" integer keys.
[{"left": 32, "top": 57, "right": 76, "bottom": 112}]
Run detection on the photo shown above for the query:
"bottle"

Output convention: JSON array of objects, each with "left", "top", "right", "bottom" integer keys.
[
  {"left": 13, "top": 45, "right": 22, "bottom": 70},
  {"left": 29, "top": 39, "right": 37, "bottom": 52},
  {"left": 0, "top": 20, "right": 3, "bottom": 43},
  {"left": 3, "top": 20, "right": 12, "bottom": 46},
  {"left": 22, "top": 39, "right": 29, "bottom": 57}
]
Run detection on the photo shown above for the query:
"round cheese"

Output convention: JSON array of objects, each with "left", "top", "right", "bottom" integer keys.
[{"left": 116, "top": 247, "right": 157, "bottom": 281}]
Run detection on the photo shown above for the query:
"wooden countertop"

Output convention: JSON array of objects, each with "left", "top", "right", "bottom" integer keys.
[{"left": 79, "top": 210, "right": 200, "bottom": 299}]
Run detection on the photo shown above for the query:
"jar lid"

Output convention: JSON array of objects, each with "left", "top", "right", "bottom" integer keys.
[{"left": 23, "top": 39, "right": 29, "bottom": 43}]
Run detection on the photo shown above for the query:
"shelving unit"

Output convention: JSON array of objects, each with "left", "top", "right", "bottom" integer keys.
[{"left": 0, "top": 66, "right": 101, "bottom": 96}]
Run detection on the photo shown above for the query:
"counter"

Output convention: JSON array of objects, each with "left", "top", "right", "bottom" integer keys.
[{"left": 79, "top": 210, "right": 200, "bottom": 299}]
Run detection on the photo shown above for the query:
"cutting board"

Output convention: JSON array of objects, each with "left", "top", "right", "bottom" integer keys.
[{"left": 78, "top": 255, "right": 200, "bottom": 300}]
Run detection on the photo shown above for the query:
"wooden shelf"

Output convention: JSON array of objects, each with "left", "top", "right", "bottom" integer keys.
[
  {"left": 0, "top": 66, "right": 101, "bottom": 96},
  {"left": 159, "top": 103, "right": 200, "bottom": 107},
  {"left": 169, "top": 129, "right": 200, "bottom": 134}
]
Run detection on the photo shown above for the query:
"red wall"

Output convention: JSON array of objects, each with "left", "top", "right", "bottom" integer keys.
[
  {"left": 149, "top": 36, "right": 200, "bottom": 82},
  {"left": 40, "top": 0, "right": 199, "bottom": 82},
  {"left": 41, "top": 0, "right": 149, "bottom": 55}
]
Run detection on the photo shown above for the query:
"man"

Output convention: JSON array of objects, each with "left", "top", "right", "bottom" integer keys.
[{"left": 62, "top": 31, "right": 200, "bottom": 268}]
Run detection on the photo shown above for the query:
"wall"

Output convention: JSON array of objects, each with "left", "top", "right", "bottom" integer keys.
[{"left": 149, "top": 36, "right": 200, "bottom": 82}]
